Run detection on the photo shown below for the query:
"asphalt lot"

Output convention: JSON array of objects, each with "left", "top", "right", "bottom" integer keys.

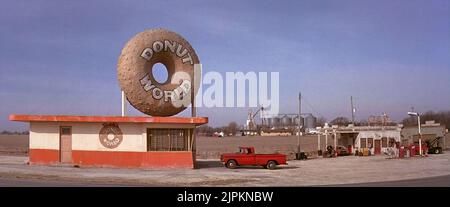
[
  {"left": 334, "top": 174, "right": 450, "bottom": 187},
  {"left": 1, "top": 153, "right": 450, "bottom": 187},
  {"left": 1, "top": 172, "right": 450, "bottom": 187},
  {"left": 0, "top": 178, "right": 111, "bottom": 187}
]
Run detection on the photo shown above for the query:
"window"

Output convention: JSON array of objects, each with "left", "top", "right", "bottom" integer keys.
[
  {"left": 360, "top": 138, "right": 367, "bottom": 148},
  {"left": 239, "top": 148, "right": 252, "bottom": 154},
  {"left": 381, "top": 137, "right": 387, "bottom": 148},
  {"left": 147, "top": 129, "right": 189, "bottom": 151},
  {"left": 389, "top": 138, "right": 396, "bottom": 147},
  {"left": 368, "top": 138, "right": 374, "bottom": 148}
]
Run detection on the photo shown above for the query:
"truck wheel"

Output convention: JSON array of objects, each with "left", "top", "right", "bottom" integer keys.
[
  {"left": 266, "top": 161, "right": 277, "bottom": 170},
  {"left": 226, "top": 160, "right": 237, "bottom": 169}
]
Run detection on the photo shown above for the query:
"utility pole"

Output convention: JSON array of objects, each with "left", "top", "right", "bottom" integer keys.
[
  {"left": 418, "top": 115, "right": 422, "bottom": 156},
  {"left": 260, "top": 107, "right": 263, "bottom": 126},
  {"left": 351, "top": 96, "right": 355, "bottom": 124},
  {"left": 297, "top": 92, "right": 301, "bottom": 156},
  {"left": 121, "top": 91, "right": 126, "bottom": 117},
  {"left": 407, "top": 111, "right": 423, "bottom": 156}
]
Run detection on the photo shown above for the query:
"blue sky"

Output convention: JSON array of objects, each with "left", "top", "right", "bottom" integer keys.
[{"left": 1, "top": 0, "right": 449, "bottom": 130}]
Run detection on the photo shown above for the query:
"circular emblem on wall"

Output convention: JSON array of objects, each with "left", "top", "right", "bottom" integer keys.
[
  {"left": 99, "top": 123, "right": 123, "bottom": 149},
  {"left": 117, "top": 28, "right": 200, "bottom": 117}
]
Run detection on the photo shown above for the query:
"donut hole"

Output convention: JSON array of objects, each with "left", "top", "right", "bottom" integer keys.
[
  {"left": 106, "top": 133, "right": 115, "bottom": 141},
  {"left": 151, "top": 63, "right": 169, "bottom": 84}
]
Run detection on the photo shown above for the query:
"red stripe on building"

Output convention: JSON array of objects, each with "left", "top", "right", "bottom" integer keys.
[
  {"left": 9, "top": 114, "right": 208, "bottom": 125},
  {"left": 72, "top": 150, "right": 195, "bottom": 168},
  {"left": 29, "top": 149, "right": 60, "bottom": 164},
  {"left": 28, "top": 149, "right": 195, "bottom": 168}
]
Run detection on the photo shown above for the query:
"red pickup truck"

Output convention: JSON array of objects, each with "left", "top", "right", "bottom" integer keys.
[{"left": 220, "top": 146, "right": 287, "bottom": 170}]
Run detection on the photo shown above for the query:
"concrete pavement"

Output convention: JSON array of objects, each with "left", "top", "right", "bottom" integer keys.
[{"left": 1, "top": 153, "right": 450, "bottom": 186}]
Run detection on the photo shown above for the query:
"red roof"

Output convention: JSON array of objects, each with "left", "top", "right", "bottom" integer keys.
[{"left": 9, "top": 114, "right": 208, "bottom": 125}]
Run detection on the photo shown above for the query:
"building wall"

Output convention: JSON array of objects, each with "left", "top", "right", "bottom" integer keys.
[
  {"left": 28, "top": 121, "right": 196, "bottom": 168},
  {"left": 143, "top": 123, "right": 196, "bottom": 129},
  {"left": 29, "top": 122, "right": 61, "bottom": 164},
  {"left": 401, "top": 125, "right": 446, "bottom": 147},
  {"left": 72, "top": 151, "right": 194, "bottom": 168},
  {"left": 337, "top": 133, "right": 358, "bottom": 147},
  {"left": 30, "top": 122, "right": 148, "bottom": 152},
  {"left": 71, "top": 122, "right": 146, "bottom": 152},
  {"left": 354, "top": 130, "right": 401, "bottom": 154},
  {"left": 401, "top": 126, "right": 445, "bottom": 140},
  {"left": 30, "top": 122, "right": 60, "bottom": 150}
]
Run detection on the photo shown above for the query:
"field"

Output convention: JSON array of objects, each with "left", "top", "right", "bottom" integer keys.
[
  {"left": 196, "top": 135, "right": 332, "bottom": 159},
  {"left": 0, "top": 135, "right": 28, "bottom": 155},
  {"left": 0, "top": 134, "right": 344, "bottom": 159}
]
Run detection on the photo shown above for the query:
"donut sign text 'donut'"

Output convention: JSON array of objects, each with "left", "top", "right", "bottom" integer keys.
[{"left": 117, "top": 28, "right": 199, "bottom": 116}]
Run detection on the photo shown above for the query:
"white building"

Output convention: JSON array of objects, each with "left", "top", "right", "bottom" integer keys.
[{"left": 316, "top": 125, "right": 402, "bottom": 155}]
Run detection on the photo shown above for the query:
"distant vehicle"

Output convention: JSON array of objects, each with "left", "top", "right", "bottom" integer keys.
[
  {"left": 220, "top": 146, "right": 287, "bottom": 170},
  {"left": 307, "top": 129, "right": 318, "bottom": 135},
  {"left": 426, "top": 136, "right": 443, "bottom": 154},
  {"left": 335, "top": 145, "right": 350, "bottom": 156},
  {"left": 213, "top": 132, "right": 224, "bottom": 137},
  {"left": 323, "top": 145, "right": 336, "bottom": 158}
]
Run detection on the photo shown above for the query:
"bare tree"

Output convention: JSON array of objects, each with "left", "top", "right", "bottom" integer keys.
[
  {"left": 402, "top": 110, "right": 450, "bottom": 129},
  {"left": 316, "top": 116, "right": 327, "bottom": 127},
  {"left": 330, "top": 117, "right": 351, "bottom": 126},
  {"left": 356, "top": 119, "right": 368, "bottom": 126},
  {"left": 225, "top": 122, "right": 238, "bottom": 136},
  {"left": 197, "top": 125, "right": 214, "bottom": 136}
]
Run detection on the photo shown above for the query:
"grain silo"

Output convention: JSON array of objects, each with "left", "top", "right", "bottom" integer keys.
[
  {"left": 264, "top": 117, "right": 273, "bottom": 127},
  {"left": 304, "top": 114, "right": 317, "bottom": 129},
  {"left": 272, "top": 116, "right": 281, "bottom": 127},
  {"left": 293, "top": 115, "right": 304, "bottom": 127},
  {"left": 281, "top": 115, "right": 292, "bottom": 127}
]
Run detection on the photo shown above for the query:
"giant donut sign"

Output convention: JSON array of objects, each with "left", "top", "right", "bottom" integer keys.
[{"left": 117, "top": 28, "right": 200, "bottom": 116}]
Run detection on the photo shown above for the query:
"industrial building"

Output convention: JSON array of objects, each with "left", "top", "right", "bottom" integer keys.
[
  {"left": 241, "top": 106, "right": 318, "bottom": 136},
  {"left": 259, "top": 113, "right": 317, "bottom": 136}
]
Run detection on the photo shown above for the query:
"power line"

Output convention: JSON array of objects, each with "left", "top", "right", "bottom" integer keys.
[{"left": 301, "top": 95, "right": 325, "bottom": 118}]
